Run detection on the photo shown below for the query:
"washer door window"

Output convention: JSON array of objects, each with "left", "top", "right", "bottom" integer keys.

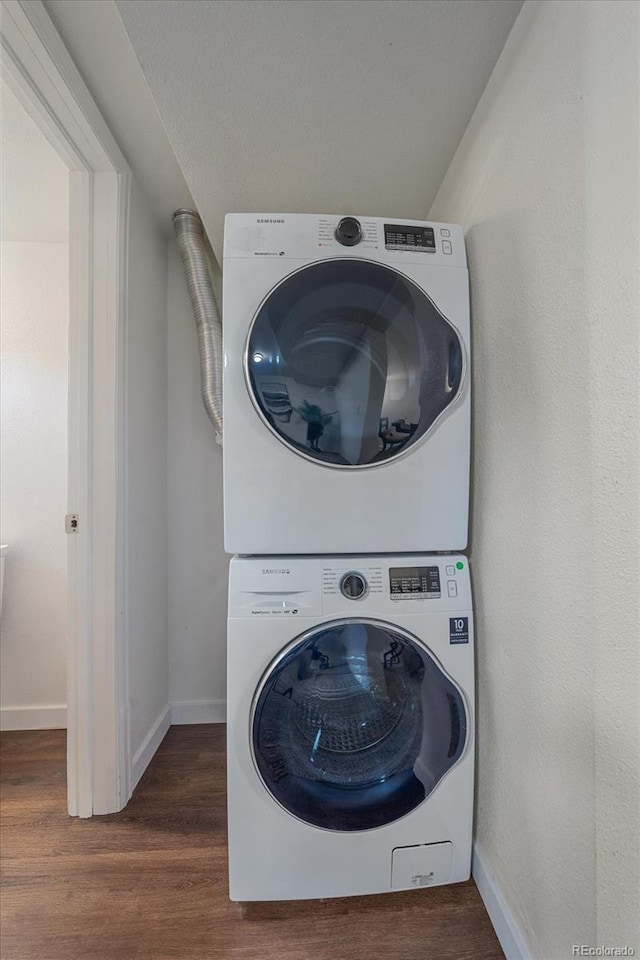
[
  {"left": 246, "top": 259, "right": 464, "bottom": 467},
  {"left": 252, "top": 620, "right": 467, "bottom": 831}
]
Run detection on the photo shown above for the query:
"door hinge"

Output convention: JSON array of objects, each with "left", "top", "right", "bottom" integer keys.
[{"left": 65, "top": 514, "right": 79, "bottom": 534}]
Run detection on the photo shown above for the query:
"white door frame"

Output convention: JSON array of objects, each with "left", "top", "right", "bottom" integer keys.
[{"left": 1, "top": 0, "right": 131, "bottom": 815}]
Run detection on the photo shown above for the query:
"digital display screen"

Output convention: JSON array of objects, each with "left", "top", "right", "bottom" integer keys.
[
  {"left": 384, "top": 224, "right": 436, "bottom": 252},
  {"left": 389, "top": 566, "right": 441, "bottom": 598}
]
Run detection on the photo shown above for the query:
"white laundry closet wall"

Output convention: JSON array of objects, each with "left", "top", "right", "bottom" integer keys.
[
  {"left": 124, "top": 182, "right": 171, "bottom": 770},
  {"left": 0, "top": 82, "right": 69, "bottom": 730},
  {"left": 167, "top": 244, "right": 228, "bottom": 723},
  {"left": 429, "top": 0, "right": 639, "bottom": 956}
]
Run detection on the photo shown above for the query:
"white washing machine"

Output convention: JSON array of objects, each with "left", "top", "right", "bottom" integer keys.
[
  {"left": 227, "top": 553, "right": 474, "bottom": 902},
  {"left": 223, "top": 214, "right": 470, "bottom": 555}
]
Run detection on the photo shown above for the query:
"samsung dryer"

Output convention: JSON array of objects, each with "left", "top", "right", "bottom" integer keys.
[
  {"left": 227, "top": 553, "right": 474, "bottom": 902},
  {"left": 223, "top": 214, "right": 470, "bottom": 554}
]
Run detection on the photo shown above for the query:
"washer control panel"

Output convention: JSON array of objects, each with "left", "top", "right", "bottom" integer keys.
[
  {"left": 340, "top": 572, "right": 368, "bottom": 600},
  {"left": 389, "top": 565, "right": 441, "bottom": 600},
  {"left": 384, "top": 223, "right": 436, "bottom": 253},
  {"left": 229, "top": 556, "right": 471, "bottom": 618}
]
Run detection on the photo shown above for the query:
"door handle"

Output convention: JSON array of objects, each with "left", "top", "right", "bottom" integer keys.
[{"left": 446, "top": 337, "right": 463, "bottom": 394}]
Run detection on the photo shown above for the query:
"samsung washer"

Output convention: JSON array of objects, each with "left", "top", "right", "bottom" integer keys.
[{"left": 226, "top": 553, "right": 474, "bottom": 901}]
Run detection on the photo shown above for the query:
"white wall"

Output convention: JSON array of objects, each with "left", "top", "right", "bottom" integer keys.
[
  {"left": 0, "top": 243, "right": 69, "bottom": 729},
  {"left": 0, "top": 80, "right": 68, "bottom": 243},
  {"left": 125, "top": 182, "right": 171, "bottom": 768},
  {"left": 0, "top": 80, "right": 70, "bottom": 731},
  {"left": 429, "top": 1, "right": 639, "bottom": 956},
  {"left": 166, "top": 244, "right": 228, "bottom": 723}
]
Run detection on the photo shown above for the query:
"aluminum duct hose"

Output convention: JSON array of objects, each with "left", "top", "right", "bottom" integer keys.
[{"left": 173, "top": 209, "right": 223, "bottom": 441}]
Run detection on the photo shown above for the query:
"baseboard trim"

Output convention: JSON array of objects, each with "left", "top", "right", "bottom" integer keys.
[
  {"left": 130, "top": 704, "right": 171, "bottom": 793},
  {"left": 170, "top": 699, "right": 226, "bottom": 725},
  {"left": 0, "top": 704, "right": 67, "bottom": 731},
  {"left": 472, "top": 844, "right": 532, "bottom": 960}
]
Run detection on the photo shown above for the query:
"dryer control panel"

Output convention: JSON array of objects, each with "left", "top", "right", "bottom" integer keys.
[
  {"left": 384, "top": 223, "right": 436, "bottom": 253},
  {"left": 223, "top": 213, "right": 467, "bottom": 268}
]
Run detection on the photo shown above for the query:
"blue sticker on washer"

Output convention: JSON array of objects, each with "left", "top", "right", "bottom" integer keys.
[{"left": 449, "top": 617, "right": 469, "bottom": 644}]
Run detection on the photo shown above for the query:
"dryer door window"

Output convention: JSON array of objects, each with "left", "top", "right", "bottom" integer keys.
[
  {"left": 246, "top": 259, "right": 464, "bottom": 467},
  {"left": 251, "top": 620, "right": 467, "bottom": 832}
]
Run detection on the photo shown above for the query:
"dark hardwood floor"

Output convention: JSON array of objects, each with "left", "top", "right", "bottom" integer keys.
[{"left": 0, "top": 725, "right": 504, "bottom": 960}]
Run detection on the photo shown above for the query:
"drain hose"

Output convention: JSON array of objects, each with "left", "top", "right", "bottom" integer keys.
[{"left": 172, "top": 209, "right": 223, "bottom": 441}]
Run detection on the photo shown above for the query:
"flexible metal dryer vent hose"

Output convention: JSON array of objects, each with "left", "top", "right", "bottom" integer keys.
[{"left": 173, "top": 209, "right": 223, "bottom": 441}]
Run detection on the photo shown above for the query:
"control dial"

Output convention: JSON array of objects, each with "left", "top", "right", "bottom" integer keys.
[
  {"left": 335, "top": 217, "right": 362, "bottom": 246},
  {"left": 340, "top": 572, "right": 367, "bottom": 600}
]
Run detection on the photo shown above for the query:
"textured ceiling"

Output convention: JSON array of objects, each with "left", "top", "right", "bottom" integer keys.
[
  {"left": 1, "top": 80, "right": 68, "bottom": 243},
  {"left": 115, "top": 0, "right": 522, "bottom": 254},
  {"left": 45, "top": 1, "right": 522, "bottom": 252}
]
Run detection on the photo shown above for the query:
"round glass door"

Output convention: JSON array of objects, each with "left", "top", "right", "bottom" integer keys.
[
  {"left": 246, "top": 259, "right": 464, "bottom": 467},
  {"left": 252, "top": 620, "right": 467, "bottom": 832}
]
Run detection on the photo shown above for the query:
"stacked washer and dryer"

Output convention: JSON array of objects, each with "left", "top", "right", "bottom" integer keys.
[{"left": 223, "top": 214, "right": 473, "bottom": 902}]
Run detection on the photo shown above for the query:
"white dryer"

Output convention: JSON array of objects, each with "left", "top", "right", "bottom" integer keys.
[
  {"left": 227, "top": 553, "right": 474, "bottom": 902},
  {"left": 223, "top": 214, "right": 470, "bottom": 555}
]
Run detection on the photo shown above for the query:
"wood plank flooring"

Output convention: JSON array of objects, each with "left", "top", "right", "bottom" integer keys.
[{"left": 0, "top": 725, "right": 504, "bottom": 960}]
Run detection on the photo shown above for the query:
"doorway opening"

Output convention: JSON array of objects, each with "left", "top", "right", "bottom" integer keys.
[
  {"left": 1, "top": 79, "right": 70, "bottom": 739},
  {"left": 1, "top": 0, "right": 132, "bottom": 816}
]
